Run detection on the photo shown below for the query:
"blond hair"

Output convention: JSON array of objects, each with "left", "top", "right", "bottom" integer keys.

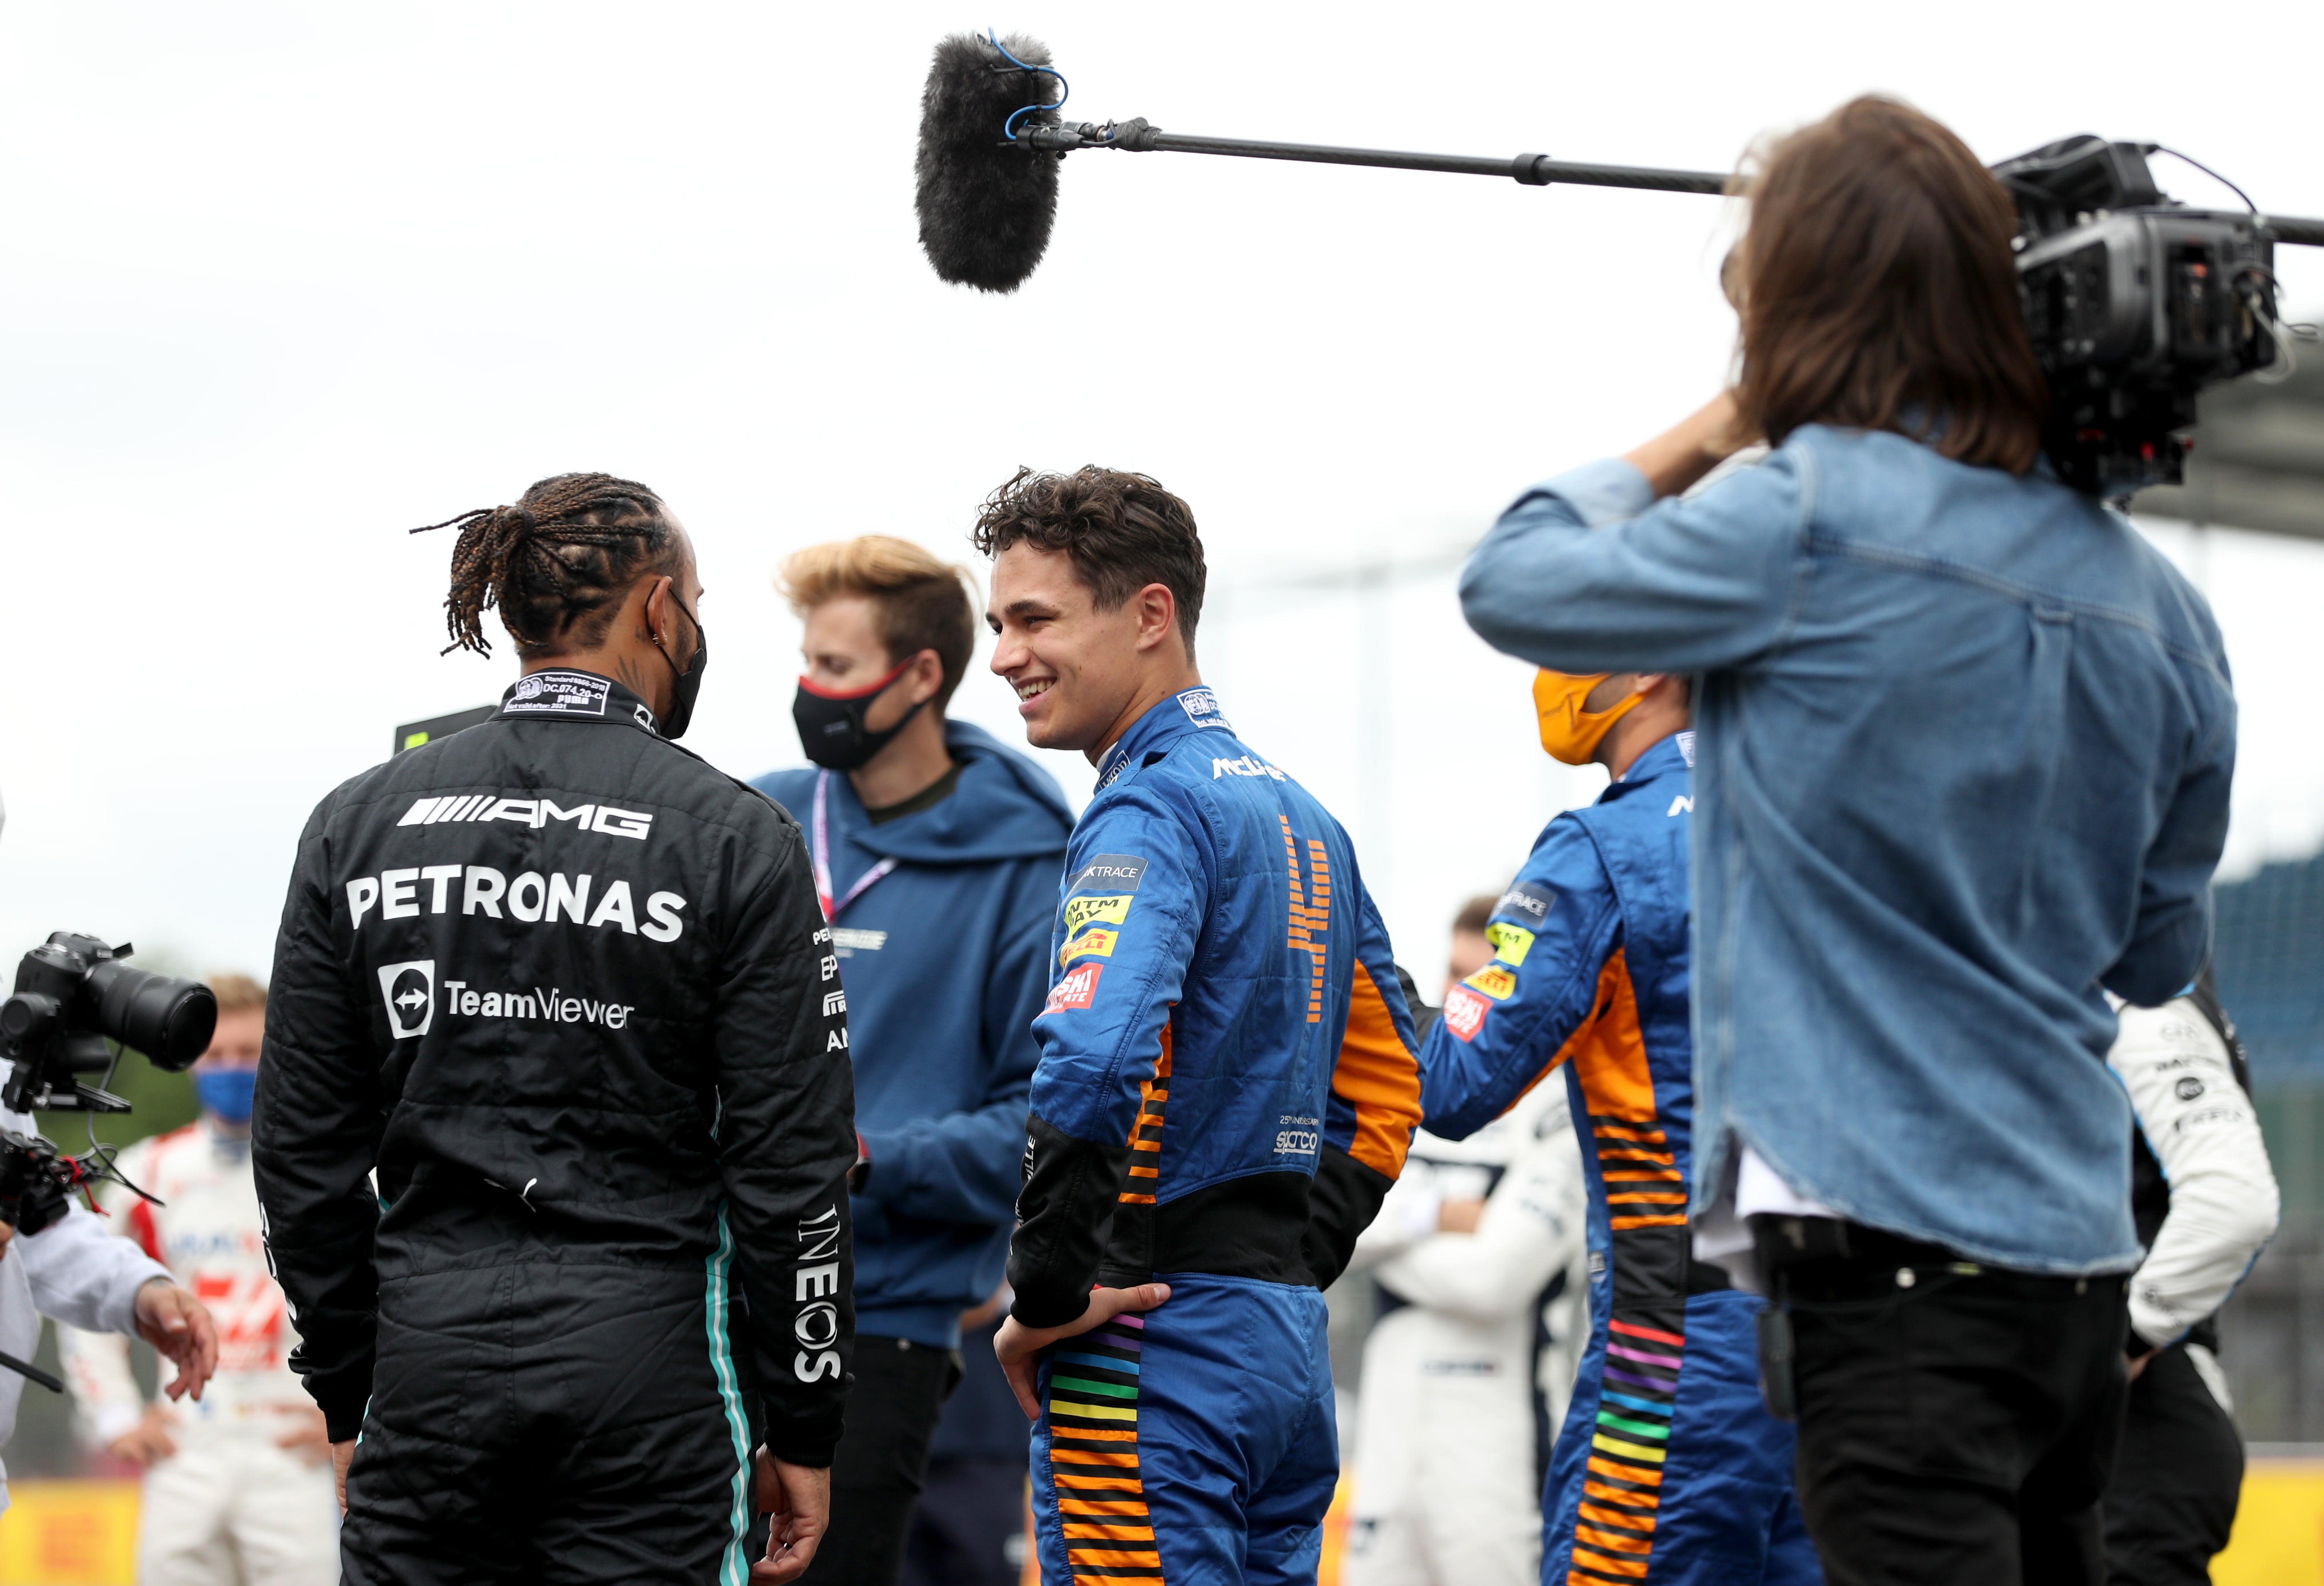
[
  {"left": 777, "top": 537, "right": 978, "bottom": 709},
  {"left": 208, "top": 973, "right": 267, "bottom": 1015}
]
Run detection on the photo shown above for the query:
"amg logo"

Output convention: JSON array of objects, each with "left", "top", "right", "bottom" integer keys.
[
  {"left": 442, "top": 980, "right": 633, "bottom": 1030},
  {"left": 396, "top": 795, "right": 653, "bottom": 839}
]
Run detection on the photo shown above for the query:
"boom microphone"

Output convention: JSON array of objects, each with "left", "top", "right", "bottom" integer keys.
[
  {"left": 912, "top": 29, "right": 1728, "bottom": 295},
  {"left": 913, "top": 30, "right": 2324, "bottom": 495},
  {"left": 916, "top": 32, "right": 1065, "bottom": 293}
]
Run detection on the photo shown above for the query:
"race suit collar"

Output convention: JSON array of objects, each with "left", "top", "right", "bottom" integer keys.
[
  {"left": 1604, "top": 730, "right": 1693, "bottom": 795},
  {"left": 496, "top": 669, "right": 662, "bottom": 735},
  {"left": 1093, "top": 686, "right": 1233, "bottom": 790}
]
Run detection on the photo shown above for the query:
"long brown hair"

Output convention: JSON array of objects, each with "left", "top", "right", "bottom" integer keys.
[{"left": 1734, "top": 96, "right": 2048, "bottom": 475}]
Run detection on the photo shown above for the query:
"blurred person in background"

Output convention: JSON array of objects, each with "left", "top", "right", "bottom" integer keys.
[
  {"left": 1420, "top": 670, "right": 1820, "bottom": 1586},
  {"left": 2101, "top": 973, "right": 2278, "bottom": 1585},
  {"left": 1445, "top": 893, "right": 1496, "bottom": 989},
  {"left": 1339, "top": 899, "right": 1590, "bottom": 1586},
  {"left": 900, "top": 1285, "right": 1032, "bottom": 1586},
  {"left": 1459, "top": 98, "right": 2235, "bottom": 1585},
  {"left": 62, "top": 973, "right": 338, "bottom": 1586},
  {"left": 752, "top": 537, "right": 1069, "bottom": 1586}
]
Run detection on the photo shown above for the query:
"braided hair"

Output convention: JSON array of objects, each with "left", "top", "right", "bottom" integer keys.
[{"left": 414, "top": 473, "right": 676, "bottom": 658}]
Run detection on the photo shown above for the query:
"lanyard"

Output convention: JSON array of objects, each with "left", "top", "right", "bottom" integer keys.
[{"left": 811, "top": 771, "right": 897, "bottom": 923}]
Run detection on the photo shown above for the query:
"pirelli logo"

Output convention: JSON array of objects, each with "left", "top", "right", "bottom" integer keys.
[{"left": 396, "top": 795, "right": 653, "bottom": 840}]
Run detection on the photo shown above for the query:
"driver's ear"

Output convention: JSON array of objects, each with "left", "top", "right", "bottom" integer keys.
[
  {"left": 641, "top": 575, "right": 674, "bottom": 644},
  {"left": 1139, "top": 584, "right": 1177, "bottom": 649}
]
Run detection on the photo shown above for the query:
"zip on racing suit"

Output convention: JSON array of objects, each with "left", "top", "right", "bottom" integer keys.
[
  {"left": 253, "top": 669, "right": 857, "bottom": 1586},
  {"left": 61, "top": 1119, "right": 338, "bottom": 1586},
  {"left": 1420, "top": 732, "right": 1821, "bottom": 1586},
  {"left": 1008, "top": 686, "right": 1425, "bottom": 1586},
  {"left": 1341, "top": 1079, "right": 1591, "bottom": 1586},
  {"left": 2100, "top": 983, "right": 2279, "bottom": 1586}
]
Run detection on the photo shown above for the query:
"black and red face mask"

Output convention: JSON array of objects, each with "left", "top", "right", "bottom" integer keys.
[{"left": 793, "top": 660, "right": 926, "bottom": 771}]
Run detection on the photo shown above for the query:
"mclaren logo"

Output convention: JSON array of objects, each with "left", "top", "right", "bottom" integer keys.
[{"left": 377, "top": 960, "right": 436, "bottom": 1039}]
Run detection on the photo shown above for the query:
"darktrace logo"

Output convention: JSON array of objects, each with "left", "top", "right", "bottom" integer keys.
[
  {"left": 1065, "top": 854, "right": 1147, "bottom": 896},
  {"left": 1495, "top": 882, "right": 1554, "bottom": 925},
  {"left": 377, "top": 960, "right": 436, "bottom": 1039}
]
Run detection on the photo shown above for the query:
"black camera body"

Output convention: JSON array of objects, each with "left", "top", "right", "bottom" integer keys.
[
  {"left": 0, "top": 933, "right": 216, "bottom": 1116},
  {"left": 2001, "top": 137, "right": 2287, "bottom": 497},
  {"left": 0, "top": 1128, "right": 78, "bottom": 1237}
]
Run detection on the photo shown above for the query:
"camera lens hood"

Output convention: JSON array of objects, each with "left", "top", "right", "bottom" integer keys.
[{"left": 87, "top": 962, "right": 216, "bottom": 1071}]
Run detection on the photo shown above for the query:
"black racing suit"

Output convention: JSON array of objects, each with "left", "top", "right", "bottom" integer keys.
[{"left": 253, "top": 669, "right": 856, "bottom": 1586}]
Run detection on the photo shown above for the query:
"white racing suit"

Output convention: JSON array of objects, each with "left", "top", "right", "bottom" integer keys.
[
  {"left": 2100, "top": 992, "right": 2280, "bottom": 1584},
  {"left": 59, "top": 1120, "right": 337, "bottom": 1586},
  {"left": 1341, "top": 1081, "right": 1589, "bottom": 1586}
]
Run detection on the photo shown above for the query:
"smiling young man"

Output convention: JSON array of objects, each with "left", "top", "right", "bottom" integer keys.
[
  {"left": 752, "top": 538, "right": 1071, "bottom": 1586},
  {"left": 974, "top": 465, "right": 1425, "bottom": 1586}
]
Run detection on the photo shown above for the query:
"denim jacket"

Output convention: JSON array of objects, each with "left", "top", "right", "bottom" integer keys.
[{"left": 1460, "top": 425, "right": 2235, "bottom": 1274}]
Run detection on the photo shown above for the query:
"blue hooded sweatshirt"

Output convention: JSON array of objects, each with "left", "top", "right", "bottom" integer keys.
[{"left": 753, "top": 719, "right": 1072, "bottom": 1348}]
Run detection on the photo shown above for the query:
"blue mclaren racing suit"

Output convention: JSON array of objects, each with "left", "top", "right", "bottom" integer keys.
[
  {"left": 1009, "top": 686, "right": 1425, "bottom": 1586},
  {"left": 1422, "top": 732, "right": 1820, "bottom": 1586}
]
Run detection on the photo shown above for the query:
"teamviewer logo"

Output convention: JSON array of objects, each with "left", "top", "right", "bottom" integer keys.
[{"left": 377, "top": 961, "right": 436, "bottom": 1039}]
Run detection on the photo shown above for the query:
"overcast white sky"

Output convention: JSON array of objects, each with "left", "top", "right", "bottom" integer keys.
[{"left": 4, "top": 1, "right": 2321, "bottom": 982}]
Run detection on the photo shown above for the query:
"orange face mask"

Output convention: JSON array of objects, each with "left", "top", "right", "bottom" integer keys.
[{"left": 1533, "top": 669, "right": 1644, "bottom": 766}]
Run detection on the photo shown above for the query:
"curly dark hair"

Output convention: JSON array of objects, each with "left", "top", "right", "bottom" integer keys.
[
  {"left": 412, "top": 473, "right": 679, "bottom": 658},
  {"left": 970, "top": 466, "right": 1206, "bottom": 654}
]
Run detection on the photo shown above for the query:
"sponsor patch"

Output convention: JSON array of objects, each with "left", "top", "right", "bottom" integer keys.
[
  {"left": 1274, "top": 1114, "right": 1320, "bottom": 1157},
  {"left": 831, "top": 927, "right": 886, "bottom": 955},
  {"left": 1042, "top": 962, "right": 1103, "bottom": 1015},
  {"left": 1211, "top": 755, "right": 1286, "bottom": 782},
  {"left": 1495, "top": 881, "right": 1554, "bottom": 926},
  {"left": 440, "top": 978, "right": 634, "bottom": 1030},
  {"left": 503, "top": 670, "right": 611, "bottom": 717},
  {"left": 1066, "top": 854, "right": 1148, "bottom": 897},
  {"left": 1485, "top": 921, "right": 1535, "bottom": 965},
  {"left": 1442, "top": 985, "right": 1491, "bottom": 1043},
  {"left": 1176, "top": 687, "right": 1231, "bottom": 729},
  {"left": 1063, "top": 894, "right": 1134, "bottom": 936},
  {"left": 377, "top": 960, "right": 436, "bottom": 1039},
  {"left": 1463, "top": 965, "right": 1517, "bottom": 1001},
  {"left": 1061, "top": 927, "right": 1120, "bottom": 966}
]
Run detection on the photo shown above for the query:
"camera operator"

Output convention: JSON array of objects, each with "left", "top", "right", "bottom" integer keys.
[
  {"left": 0, "top": 1073, "right": 219, "bottom": 1513},
  {"left": 60, "top": 972, "right": 337, "bottom": 1586},
  {"left": 1457, "top": 98, "right": 2234, "bottom": 1585},
  {"left": 252, "top": 473, "right": 856, "bottom": 1586}
]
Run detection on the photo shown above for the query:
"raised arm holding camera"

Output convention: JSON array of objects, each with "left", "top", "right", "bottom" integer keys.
[
  {"left": 1458, "top": 98, "right": 2234, "bottom": 1586},
  {"left": 252, "top": 474, "right": 857, "bottom": 1586}
]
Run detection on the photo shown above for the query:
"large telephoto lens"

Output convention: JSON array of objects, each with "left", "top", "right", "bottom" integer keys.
[{"left": 86, "top": 962, "right": 217, "bottom": 1071}]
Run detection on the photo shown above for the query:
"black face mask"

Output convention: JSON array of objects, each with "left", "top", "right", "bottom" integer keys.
[
  {"left": 652, "top": 594, "right": 708, "bottom": 740},
  {"left": 793, "top": 660, "right": 926, "bottom": 771}
]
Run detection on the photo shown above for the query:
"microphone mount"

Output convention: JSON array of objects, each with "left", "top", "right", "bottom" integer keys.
[{"left": 1016, "top": 118, "right": 1731, "bottom": 196}]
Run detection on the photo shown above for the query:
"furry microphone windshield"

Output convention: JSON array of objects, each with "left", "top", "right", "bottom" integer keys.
[{"left": 915, "top": 32, "right": 1064, "bottom": 293}]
